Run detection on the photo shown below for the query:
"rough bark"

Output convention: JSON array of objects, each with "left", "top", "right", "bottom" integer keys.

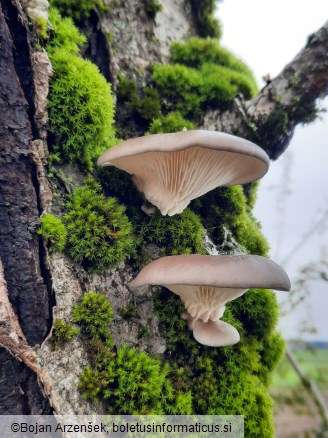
[
  {"left": 0, "top": 0, "right": 51, "bottom": 346},
  {"left": 0, "top": 258, "right": 58, "bottom": 414},
  {"left": 0, "top": 0, "right": 53, "bottom": 414},
  {"left": 203, "top": 20, "right": 328, "bottom": 159}
]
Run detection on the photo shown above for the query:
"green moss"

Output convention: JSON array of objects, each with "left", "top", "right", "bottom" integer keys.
[
  {"left": 243, "top": 180, "right": 259, "bottom": 210},
  {"left": 50, "top": 0, "right": 108, "bottom": 22},
  {"left": 152, "top": 64, "right": 204, "bottom": 117},
  {"left": 74, "top": 292, "right": 192, "bottom": 414},
  {"left": 154, "top": 289, "right": 201, "bottom": 360},
  {"left": 139, "top": 209, "right": 206, "bottom": 256},
  {"left": 47, "top": 8, "right": 86, "bottom": 55},
  {"left": 116, "top": 74, "right": 138, "bottom": 101},
  {"left": 72, "top": 291, "right": 113, "bottom": 340},
  {"left": 152, "top": 62, "right": 256, "bottom": 118},
  {"left": 209, "top": 372, "right": 274, "bottom": 437},
  {"left": 118, "top": 37, "right": 257, "bottom": 130},
  {"left": 264, "top": 109, "right": 289, "bottom": 135},
  {"left": 150, "top": 37, "right": 257, "bottom": 121},
  {"left": 143, "top": 0, "right": 162, "bottom": 18},
  {"left": 47, "top": 8, "right": 115, "bottom": 169},
  {"left": 200, "top": 62, "right": 257, "bottom": 101},
  {"left": 64, "top": 177, "right": 135, "bottom": 270},
  {"left": 34, "top": 16, "right": 48, "bottom": 39},
  {"left": 120, "top": 303, "right": 138, "bottom": 319},
  {"left": 230, "top": 288, "right": 279, "bottom": 340},
  {"left": 258, "top": 332, "right": 285, "bottom": 385},
  {"left": 171, "top": 37, "right": 257, "bottom": 85},
  {"left": 78, "top": 365, "right": 102, "bottom": 401},
  {"left": 48, "top": 51, "right": 115, "bottom": 169},
  {"left": 154, "top": 287, "right": 277, "bottom": 434},
  {"left": 189, "top": 0, "right": 222, "bottom": 38},
  {"left": 107, "top": 345, "right": 171, "bottom": 413},
  {"left": 37, "top": 213, "right": 67, "bottom": 252},
  {"left": 96, "top": 165, "right": 144, "bottom": 215},
  {"left": 237, "top": 213, "right": 269, "bottom": 256},
  {"left": 50, "top": 319, "right": 78, "bottom": 349},
  {"left": 147, "top": 111, "right": 195, "bottom": 134},
  {"left": 191, "top": 185, "right": 269, "bottom": 256},
  {"left": 138, "top": 326, "right": 150, "bottom": 338},
  {"left": 80, "top": 344, "right": 191, "bottom": 414},
  {"left": 137, "top": 88, "right": 162, "bottom": 121},
  {"left": 116, "top": 74, "right": 161, "bottom": 127}
]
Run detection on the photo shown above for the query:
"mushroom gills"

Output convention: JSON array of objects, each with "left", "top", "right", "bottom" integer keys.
[
  {"left": 115, "top": 148, "right": 264, "bottom": 216},
  {"left": 165, "top": 284, "right": 247, "bottom": 322}
]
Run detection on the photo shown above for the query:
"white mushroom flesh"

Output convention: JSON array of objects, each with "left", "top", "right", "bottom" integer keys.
[
  {"left": 113, "top": 147, "right": 261, "bottom": 216},
  {"left": 164, "top": 284, "right": 247, "bottom": 323}
]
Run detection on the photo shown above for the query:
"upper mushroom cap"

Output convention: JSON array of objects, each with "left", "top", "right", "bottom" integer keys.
[
  {"left": 97, "top": 130, "right": 270, "bottom": 216},
  {"left": 134, "top": 254, "right": 291, "bottom": 292}
]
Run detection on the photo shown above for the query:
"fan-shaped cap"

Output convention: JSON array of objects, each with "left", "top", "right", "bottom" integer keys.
[
  {"left": 135, "top": 254, "right": 290, "bottom": 347},
  {"left": 97, "top": 130, "right": 270, "bottom": 216},
  {"left": 134, "top": 254, "right": 291, "bottom": 291}
]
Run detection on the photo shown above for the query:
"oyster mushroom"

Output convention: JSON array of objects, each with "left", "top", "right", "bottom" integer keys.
[
  {"left": 97, "top": 130, "right": 270, "bottom": 216},
  {"left": 134, "top": 254, "right": 291, "bottom": 347}
]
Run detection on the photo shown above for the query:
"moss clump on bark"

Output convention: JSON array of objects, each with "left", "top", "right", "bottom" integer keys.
[
  {"left": 50, "top": 0, "right": 108, "bottom": 22},
  {"left": 151, "top": 38, "right": 257, "bottom": 120},
  {"left": 74, "top": 292, "right": 192, "bottom": 414},
  {"left": 116, "top": 74, "right": 161, "bottom": 136},
  {"left": 139, "top": 209, "right": 206, "bottom": 256},
  {"left": 64, "top": 177, "right": 135, "bottom": 271},
  {"left": 37, "top": 213, "right": 67, "bottom": 253},
  {"left": 147, "top": 111, "right": 195, "bottom": 134},
  {"left": 191, "top": 185, "right": 269, "bottom": 256},
  {"left": 170, "top": 37, "right": 257, "bottom": 84},
  {"left": 47, "top": 8, "right": 115, "bottom": 170},
  {"left": 116, "top": 37, "right": 258, "bottom": 135},
  {"left": 50, "top": 319, "right": 78, "bottom": 350},
  {"left": 72, "top": 291, "right": 113, "bottom": 339}
]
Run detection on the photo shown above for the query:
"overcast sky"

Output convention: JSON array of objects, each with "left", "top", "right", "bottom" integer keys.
[{"left": 217, "top": 1, "right": 328, "bottom": 340}]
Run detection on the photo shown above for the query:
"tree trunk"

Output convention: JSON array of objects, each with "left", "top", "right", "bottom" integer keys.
[{"left": 1, "top": 0, "right": 328, "bottom": 419}]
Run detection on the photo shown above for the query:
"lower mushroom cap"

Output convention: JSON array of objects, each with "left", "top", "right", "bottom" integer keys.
[
  {"left": 193, "top": 319, "right": 240, "bottom": 347},
  {"left": 134, "top": 254, "right": 291, "bottom": 347}
]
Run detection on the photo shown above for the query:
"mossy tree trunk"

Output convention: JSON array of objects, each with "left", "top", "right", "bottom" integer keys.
[{"left": 1, "top": 0, "right": 328, "bottom": 423}]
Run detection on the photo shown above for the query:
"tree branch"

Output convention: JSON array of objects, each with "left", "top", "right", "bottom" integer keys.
[
  {"left": 203, "top": 20, "right": 328, "bottom": 159},
  {"left": 286, "top": 346, "right": 328, "bottom": 428}
]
